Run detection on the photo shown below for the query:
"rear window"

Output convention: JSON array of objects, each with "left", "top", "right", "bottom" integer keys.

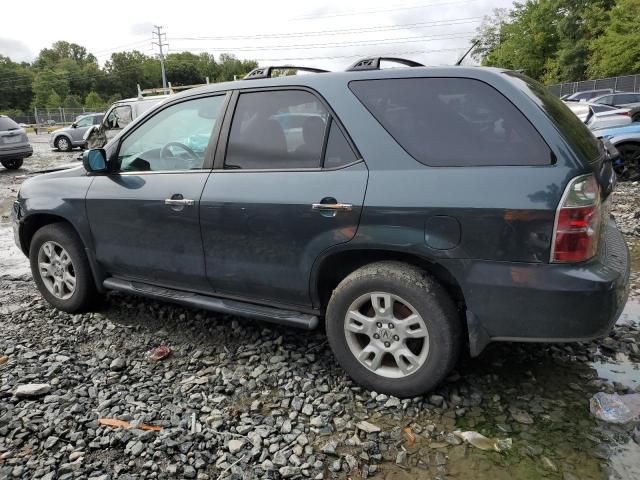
[
  {"left": 0, "top": 117, "right": 19, "bottom": 131},
  {"left": 349, "top": 77, "right": 551, "bottom": 167},
  {"left": 506, "top": 72, "right": 602, "bottom": 162}
]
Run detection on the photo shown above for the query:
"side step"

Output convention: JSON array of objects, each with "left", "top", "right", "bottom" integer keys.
[{"left": 103, "top": 277, "right": 320, "bottom": 330}]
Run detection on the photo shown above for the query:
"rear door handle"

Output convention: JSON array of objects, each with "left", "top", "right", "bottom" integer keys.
[
  {"left": 311, "top": 203, "right": 353, "bottom": 211},
  {"left": 165, "top": 198, "right": 195, "bottom": 206}
]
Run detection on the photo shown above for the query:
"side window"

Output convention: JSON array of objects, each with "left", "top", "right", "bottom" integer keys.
[
  {"left": 117, "top": 95, "right": 225, "bottom": 172},
  {"left": 618, "top": 94, "right": 640, "bottom": 104},
  {"left": 225, "top": 90, "right": 329, "bottom": 169},
  {"left": 350, "top": 77, "right": 552, "bottom": 167},
  {"left": 75, "top": 116, "right": 93, "bottom": 128},
  {"left": 94, "top": 115, "right": 104, "bottom": 125},
  {"left": 597, "top": 95, "right": 613, "bottom": 105},
  {"left": 324, "top": 120, "right": 358, "bottom": 168}
]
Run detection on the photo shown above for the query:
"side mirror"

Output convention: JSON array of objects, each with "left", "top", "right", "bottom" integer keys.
[
  {"left": 71, "top": 123, "right": 77, "bottom": 128},
  {"left": 82, "top": 149, "right": 108, "bottom": 173}
]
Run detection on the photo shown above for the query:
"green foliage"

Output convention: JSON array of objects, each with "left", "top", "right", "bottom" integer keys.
[
  {"left": 0, "top": 41, "right": 261, "bottom": 113},
  {"left": 473, "top": 0, "right": 637, "bottom": 83},
  {"left": 63, "top": 95, "right": 82, "bottom": 108},
  {"left": 85, "top": 91, "right": 105, "bottom": 111},
  {"left": 588, "top": 0, "right": 640, "bottom": 77}
]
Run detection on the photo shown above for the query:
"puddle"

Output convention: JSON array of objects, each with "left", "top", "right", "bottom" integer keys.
[
  {"left": 617, "top": 299, "right": 640, "bottom": 326},
  {"left": 592, "top": 352, "right": 639, "bottom": 389}
]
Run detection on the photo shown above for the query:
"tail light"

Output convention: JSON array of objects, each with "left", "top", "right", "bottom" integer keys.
[{"left": 551, "top": 174, "right": 602, "bottom": 263}]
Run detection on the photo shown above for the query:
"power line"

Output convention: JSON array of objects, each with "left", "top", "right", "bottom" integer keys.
[
  {"left": 170, "top": 32, "right": 476, "bottom": 52},
  {"left": 291, "top": 0, "right": 480, "bottom": 20},
  {"left": 172, "top": 17, "right": 481, "bottom": 41}
]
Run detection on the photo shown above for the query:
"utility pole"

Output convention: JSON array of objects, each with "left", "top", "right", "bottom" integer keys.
[{"left": 152, "top": 25, "right": 169, "bottom": 94}]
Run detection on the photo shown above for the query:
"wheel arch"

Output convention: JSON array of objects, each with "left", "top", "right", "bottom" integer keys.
[
  {"left": 311, "top": 248, "right": 466, "bottom": 313},
  {"left": 18, "top": 213, "right": 106, "bottom": 292}
]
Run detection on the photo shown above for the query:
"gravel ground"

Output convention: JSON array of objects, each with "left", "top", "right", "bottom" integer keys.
[{"left": 0, "top": 134, "right": 639, "bottom": 480}]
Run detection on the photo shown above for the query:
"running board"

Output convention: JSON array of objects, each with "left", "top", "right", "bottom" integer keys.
[{"left": 102, "top": 277, "right": 320, "bottom": 330}]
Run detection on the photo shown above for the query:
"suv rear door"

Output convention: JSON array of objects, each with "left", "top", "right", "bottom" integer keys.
[{"left": 200, "top": 88, "right": 367, "bottom": 307}]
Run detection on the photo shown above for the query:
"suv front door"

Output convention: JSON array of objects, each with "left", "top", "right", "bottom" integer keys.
[
  {"left": 86, "top": 93, "right": 229, "bottom": 289},
  {"left": 201, "top": 89, "right": 367, "bottom": 307}
]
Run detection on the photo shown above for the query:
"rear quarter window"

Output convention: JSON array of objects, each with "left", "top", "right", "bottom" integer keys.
[
  {"left": 349, "top": 77, "right": 552, "bottom": 167},
  {"left": 0, "top": 117, "right": 19, "bottom": 131},
  {"left": 505, "top": 72, "right": 602, "bottom": 162}
]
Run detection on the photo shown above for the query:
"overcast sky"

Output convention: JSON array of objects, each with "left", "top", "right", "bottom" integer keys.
[{"left": 2, "top": 0, "right": 514, "bottom": 71}]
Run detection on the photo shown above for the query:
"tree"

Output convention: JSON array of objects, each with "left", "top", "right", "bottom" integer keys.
[
  {"left": 32, "top": 70, "right": 69, "bottom": 108},
  {"left": 216, "top": 54, "right": 258, "bottom": 82},
  {"left": 46, "top": 91, "right": 61, "bottom": 109},
  {"left": 63, "top": 95, "right": 82, "bottom": 108},
  {"left": 85, "top": 91, "right": 104, "bottom": 111},
  {"left": 471, "top": 8, "right": 509, "bottom": 62},
  {"left": 0, "top": 55, "right": 33, "bottom": 111},
  {"left": 588, "top": 0, "right": 640, "bottom": 77}
]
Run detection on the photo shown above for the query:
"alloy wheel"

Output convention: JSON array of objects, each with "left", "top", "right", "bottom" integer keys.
[
  {"left": 37, "top": 241, "right": 76, "bottom": 300},
  {"left": 344, "top": 292, "right": 430, "bottom": 379},
  {"left": 57, "top": 137, "right": 70, "bottom": 151}
]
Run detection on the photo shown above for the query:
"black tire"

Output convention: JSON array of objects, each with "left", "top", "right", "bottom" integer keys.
[
  {"left": 325, "top": 261, "right": 461, "bottom": 398},
  {"left": 614, "top": 142, "right": 640, "bottom": 182},
  {"left": 29, "top": 223, "right": 98, "bottom": 313},
  {"left": 1, "top": 159, "right": 23, "bottom": 170},
  {"left": 55, "top": 136, "right": 72, "bottom": 152}
]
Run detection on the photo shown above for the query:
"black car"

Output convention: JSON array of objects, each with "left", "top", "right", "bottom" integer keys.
[{"left": 12, "top": 59, "right": 630, "bottom": 397}]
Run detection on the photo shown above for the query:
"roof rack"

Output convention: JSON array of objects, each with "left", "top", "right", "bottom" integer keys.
[
  {"left": 347, "top": 57, "right": 424, "bottom": 72},
  {"left": 243, "top": 66, "right": 329, "bottom": 80}
]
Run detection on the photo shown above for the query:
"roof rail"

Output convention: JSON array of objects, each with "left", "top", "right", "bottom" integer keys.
[
  {"left": 346, "top": 57, "right": 424, "bottom": 72},
  {"left": 243, "top": 66, "right": 329, "bottom": 80}
]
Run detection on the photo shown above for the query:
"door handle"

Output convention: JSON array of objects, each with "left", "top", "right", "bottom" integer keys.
[
  {"left": 165, "top": 198, "right": 195, "bottom": 206},
  {"left": 311, "top": 203, "right": 353, "bottom": 211}
]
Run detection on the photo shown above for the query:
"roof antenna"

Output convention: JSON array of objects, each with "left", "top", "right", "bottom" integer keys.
[{"left": 455, "top": 40, "right": 479, "bottom": 66}]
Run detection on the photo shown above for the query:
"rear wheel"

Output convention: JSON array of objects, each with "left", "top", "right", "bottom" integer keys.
[
  {"left": 55, "top": 136, "right": 72, "bottom": 152},
  {"left": 29, "top": 223, "right": 98, "bottom": 312},
  {"left": 325, "top": 261, "right": 461, "bottom": 397},
  {"left": 614, "top": 143, "right": 640, "bottom": 181},
  {"left": 1, "top": 159, "right": 23, "bottom": 170}
]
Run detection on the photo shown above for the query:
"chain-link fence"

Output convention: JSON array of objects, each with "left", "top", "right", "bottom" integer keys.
[
  {"left": 549, "top": 74, "right": 640, "bottom": 97},
  {"left": 10, "top": 108, "right": 96, "bottom": 126}
]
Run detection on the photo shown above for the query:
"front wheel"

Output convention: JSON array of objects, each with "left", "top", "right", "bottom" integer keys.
[
  {"left": 1, "top": 159, "right": 23, "bottom": 170},
  {"left": 55, "top": 136, "right": 72, "bottom": 152},
  {"left": 29, "top": 223, "right": 98, "bottom": 312},
  {"left": 326, "top": 261, "right": 461, "bottom": 398}
]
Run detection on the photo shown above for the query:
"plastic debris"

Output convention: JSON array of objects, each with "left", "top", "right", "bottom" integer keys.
[
  {"left": 590, "top": 392, "right": 640, "bottom": 424},
  {"left": 403, "top": 426, "right": 416, "bottom": 447},
  {"left": 454, "top": 430, "right": 512, "bottom": 452},
  {"left": 98, "top": 418, "right": 162, "bottom": 432},
  {"left": 145, "top": 345, "right": 172, "bottom": 361}
]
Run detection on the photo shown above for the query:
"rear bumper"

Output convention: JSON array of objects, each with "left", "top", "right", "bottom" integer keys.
[
  {"left": 455, "top": 218, "right": 630, "bottom": 352},
  {"left": 0, "top": 144, "right": 32, "bottom": 160}
]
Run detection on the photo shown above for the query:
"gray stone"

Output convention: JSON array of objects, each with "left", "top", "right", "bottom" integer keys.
[
  {"left": 356, "top": 421, "right": 381, "bottom": 434},
  {"left": 14, "top": 383, "right": 51, "bottom": 398},
  {"left": 109, "top": 357, "right": 125, "bottom": 371},
  {"left": 321, "top": 440, "right": 338, "bottom": 455},
  {"left": 228, "top": 439, "right": 245, "bottom": 454}
]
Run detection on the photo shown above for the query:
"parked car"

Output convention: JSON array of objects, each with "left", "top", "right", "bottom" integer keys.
[
  {"left": 563, "top": 88, "right": 617, "bottom": 102},
  {"left": 12, "top": 61, "right": 630, "bottom": 396},
  {"left": 590, "top": 92, "right": 640, "bottom": 122},
  {"left": 0, "top": 115, "right": 32, "bottom": 170},
  {"left": 593, "top": 123, "right": 640, "bottom": 181},
  {"left": 565, "top": 102, "right": 632, "bottom": 129},
  {"left": 50, "top": 113, "right": 104, "bottom": 151},
  {"left": 83, "top": 95, "right": 168, "bottom": 150}
]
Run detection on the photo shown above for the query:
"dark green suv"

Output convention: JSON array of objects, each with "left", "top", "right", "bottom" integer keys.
[{"left": 12, "top": 58, "right": 630, "bottom": 397}]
